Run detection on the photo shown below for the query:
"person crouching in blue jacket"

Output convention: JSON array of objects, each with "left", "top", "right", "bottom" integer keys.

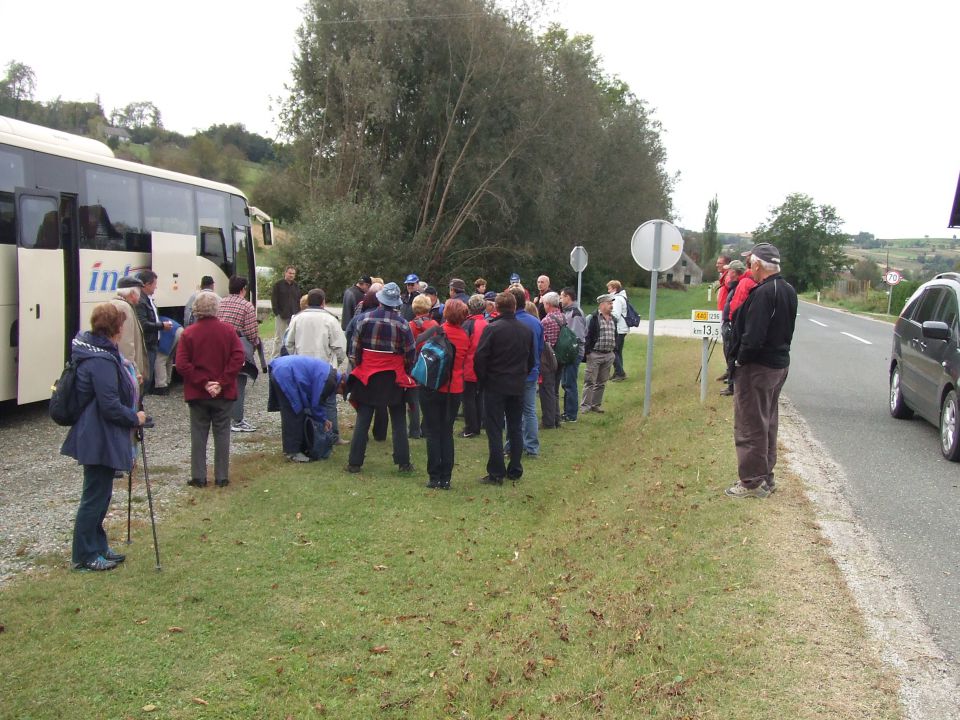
[
  {"left": 268, "top": 355, "right": 343, "bottom": 463},
  {"left": 61, "top": 303, "right": 147, "bottom": 571}
]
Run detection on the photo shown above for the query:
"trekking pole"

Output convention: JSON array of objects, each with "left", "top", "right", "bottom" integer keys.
[
  {"left": 125, "top": 467, "right": 133, "bottom": 545},
  {"left": 695, "top": 338, "right": 718, "bottom": 383},
  {"left": 137, "top": 422, "right": 162, "bottom": 571}
]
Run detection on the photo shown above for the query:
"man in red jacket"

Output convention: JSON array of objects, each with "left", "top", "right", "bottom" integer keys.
[{"left": 175, "top": 291, "right": 245, "bottom": 488}]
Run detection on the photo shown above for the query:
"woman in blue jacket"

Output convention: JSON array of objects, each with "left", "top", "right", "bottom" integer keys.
[{"left": 61, "top": 303, "right": 146, "bottom": 571}]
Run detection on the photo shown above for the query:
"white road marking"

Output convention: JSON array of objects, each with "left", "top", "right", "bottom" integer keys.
[
  {"left": 809, "top": 318, "right": 828, "bottom": 327},
  {"left": 841, "top": 332, "right": 872, "bottom": 345}
]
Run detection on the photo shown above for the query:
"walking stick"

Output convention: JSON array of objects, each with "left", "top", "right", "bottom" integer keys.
[
  {"left": 695, "top": 338, "right": 719, "bottom": 383},
  {"left": 125, "top": 467, "right": 133, "bottom": 545},
  {"left": 137, "top": 422, "right": 162, "bottom": 571}
]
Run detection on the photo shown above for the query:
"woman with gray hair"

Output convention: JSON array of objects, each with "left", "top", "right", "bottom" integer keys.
[{"left": 175, "top": 291, "right": 245, "bottom": 488}]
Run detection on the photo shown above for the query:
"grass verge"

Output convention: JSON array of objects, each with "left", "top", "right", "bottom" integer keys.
[{"left": 0, "top": 338, "right": 899, "bottom": 718}]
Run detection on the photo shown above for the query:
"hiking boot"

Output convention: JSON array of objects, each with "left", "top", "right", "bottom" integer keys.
[
  {"left": 345, "top": 464, "right": 362, "bottom": 474},
  {"left": 763, "top": 477, "right": 777, "bottom": 494},
  {"left": 719, "top": 387, "right": 734, "bottom": 396},
  {"left": 589, "top": 406, "right": 605, "bottom": 414},
  {"left": 288, "top": 452, "right": 311, "bottom": 463},
  {"left": 77, "top": 555, "right": 117, "bottom": 572},
  {"left": 398, "top": 463, "right": 415, "bottom": 473},
  {"left": 716, "top": 372, "right": 729, "bottom": 382},
  {"left": 215, "top": 478, "right": 230, "bottom": 488},
  {"left": 460, "top": 430, "right": 479, "bottom": 438},
  {"left": 187, "top": 478, "right": 207, "bottom": 488},
  {"left": 610, "top": 374, "right": 626, "bottom": 382},
  {"left": 104, "top": 549, "right": 126, "bottom": 563},
  {"left": 479, "top": 474, "right": 504, "bottom": 485},
  {"left": 724, "top": 482, "right": 770, "bottom": 499}
]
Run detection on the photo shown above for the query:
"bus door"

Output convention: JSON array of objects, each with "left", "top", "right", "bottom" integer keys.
[{"left": 15, "top": 188, "right": 65, "bottom": 404}]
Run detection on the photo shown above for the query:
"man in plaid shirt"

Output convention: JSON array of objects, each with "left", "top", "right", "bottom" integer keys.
[{"left": 217, "top": 276, "right": 260, "bottom": 432}]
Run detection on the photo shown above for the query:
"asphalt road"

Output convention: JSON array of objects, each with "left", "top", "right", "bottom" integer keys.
[{"left": 785, "top": 302, "right": 960, "bottom": 662}]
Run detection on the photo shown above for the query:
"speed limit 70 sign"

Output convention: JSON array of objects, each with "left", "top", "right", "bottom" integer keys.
[
  {"left": 691, "top": 309, "right": 722, "bottom": 338},
  {"left": 885, "top": 270, "right": 902, "bottom": 285}
]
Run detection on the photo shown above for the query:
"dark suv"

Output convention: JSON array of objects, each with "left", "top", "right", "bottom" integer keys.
[{"left": 890, "top": 272, "right": 960, "bottom": 459}]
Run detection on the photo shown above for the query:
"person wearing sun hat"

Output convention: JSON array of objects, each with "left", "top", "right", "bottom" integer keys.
[{"left": 725, "top": 243, "right": 797, "bottom": 499}]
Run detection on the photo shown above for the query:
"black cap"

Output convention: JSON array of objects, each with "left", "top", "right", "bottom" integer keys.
[{"left": 359, "top": 275, "right": 373, "bottom": 285}]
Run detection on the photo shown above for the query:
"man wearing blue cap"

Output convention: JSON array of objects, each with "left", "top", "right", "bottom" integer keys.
[{"left": 401, "top": 273, "right": 420, "bottom": 321}]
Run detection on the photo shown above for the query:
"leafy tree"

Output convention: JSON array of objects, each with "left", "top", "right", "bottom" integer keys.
[
  {"left": 110, "top": 101, "right": 162, "bottom": 130},
  {"left": 753, "top": 193, "right": 846, "bottom": 292},
  {"left": 0, "top": 61, "right": 37, "bottom": 117},
  {"left": 702, "top": 195, "right": 719, "bottom": 279},
  {"left": 281, "top": 1, "right": 673, "bottom": 285},
  {"left": 851, "top": 258, "right": 882, "bottom": 288}
]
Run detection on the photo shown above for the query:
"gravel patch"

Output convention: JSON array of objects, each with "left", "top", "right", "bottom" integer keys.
[{"left": 0, "top": 371, "right": 283, "bottom": 586}]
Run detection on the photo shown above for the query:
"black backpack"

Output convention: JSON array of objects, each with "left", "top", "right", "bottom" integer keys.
[{"left": 49, "top": 358, "right": 93, "bottom": 426}]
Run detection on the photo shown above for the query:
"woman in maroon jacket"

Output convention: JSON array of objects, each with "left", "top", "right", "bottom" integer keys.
[
  {"left": 419, "top": 299, "right": 471, "bottom": 489},
  {"left": 175, "top": 291, "right": 245, "bottom": 488}
]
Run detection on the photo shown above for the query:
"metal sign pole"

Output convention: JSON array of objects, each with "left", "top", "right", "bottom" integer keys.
[
  {"left": 577, "top": 271, "right": 583, "bottom": 309},
  {"left": 643, "top": 222, "right": 662, "bottom": 418},
  {"left": 700, "top": 338, "right": 709, "bottom": 403}
]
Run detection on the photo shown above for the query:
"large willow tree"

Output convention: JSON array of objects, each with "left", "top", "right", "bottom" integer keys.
[{"left": 280, "top": 0, "right": 673, "bottom": 291}]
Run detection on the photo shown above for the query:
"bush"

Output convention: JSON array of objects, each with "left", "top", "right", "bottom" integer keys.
[{"left": 277, "top": 198, "right": 410, "bottom": 298}]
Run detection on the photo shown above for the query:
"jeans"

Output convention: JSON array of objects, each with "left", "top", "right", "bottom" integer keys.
[
  {"left": 561, "top": 359, "right": 581, "bottom": 419},
  {"left": 349, "top": 402, "right": 410, "bottom": 468},
  {"left": 230, "top": 373, "right": 248, "bottom": 423},
  {"left": 483, "top": 389, "right": 524, "bottom": 480},
  {"left": 582, "top": 351, "right": 615, "bottom": 409},
  {"left": 462, "top": 380, "right": 483, "bottom": 435},
  {"left": 72, "top": 464, "right": 115, "bottom": 565},
  {"left": 612, "top": 332, "right": 627, "bottom": 377},
  {"left": 325, "top": 393, "right": 340, "bottom": 443},
  {"left": 420, "top": 389, "right": 462, "bottom": 485},
  {"left": 521, "top": 380, "right": 540, "bottom": 455},
  {"left": 189, "top": 398, "right": 233, "bottom": 482}
]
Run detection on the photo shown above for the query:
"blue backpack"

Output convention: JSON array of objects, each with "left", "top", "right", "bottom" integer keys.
[
  {"left": 411, "top": 326, "right": 455, "bottom": 390},
  {"left": 624, "top": 299, "right": 641, "bottom": 328}
]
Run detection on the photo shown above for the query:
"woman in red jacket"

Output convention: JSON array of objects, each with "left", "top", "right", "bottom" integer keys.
[
  {"left": 419, "top": 299, "right": 471, "bottom": 489},
  {"left": 407, "top": 294, "right": 439, "bottom": 440}
]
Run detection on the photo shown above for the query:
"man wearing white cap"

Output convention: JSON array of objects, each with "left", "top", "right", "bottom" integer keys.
[{"left": 725, "top": 243, "right": 798, "bottom": 499}]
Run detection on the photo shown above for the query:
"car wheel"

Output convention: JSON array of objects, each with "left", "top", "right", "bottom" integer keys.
[
  {"left": 889, "top": 365, "right": 913, "bottom": 419},
  {"left": 940, "top": 390, "right": 960, "bottom": 461}
]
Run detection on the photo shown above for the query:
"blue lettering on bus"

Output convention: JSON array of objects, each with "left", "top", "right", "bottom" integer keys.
[{"left": 87, "top": 262, "right": 145, "bottom": 293}]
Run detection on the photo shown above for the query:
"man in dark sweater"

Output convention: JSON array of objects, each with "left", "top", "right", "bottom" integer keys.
[
  {"left": 341, "top": 275, "right": 372, "bottom": 331},
  {"left": 271, "top": 265, "right": 301, "bottom": 354},
  {"left": 726, "top": 243, "right": 798, "bottom": 499},
  {"left": 473, "top": 291, "right": 535, "bottom": 485},
  {"left": 136, "top": 269, "right": 171, "bottom": 391}
]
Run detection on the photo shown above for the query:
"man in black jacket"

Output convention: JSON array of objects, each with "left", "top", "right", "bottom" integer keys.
[
  {"left": 136, "top": 269, "right": 172, "bottom": 391},
  {"left": 473, "top": 291, "right": 535, "bottom": 485},
  {"left": 271, "top": 265, "right": 301, "bottom": 354},
  {"left": 726, "top": 243, "right": 798, "bottom": 499},
  {"left": 341, "top": 275, "right": 372, "bottom": 331}
]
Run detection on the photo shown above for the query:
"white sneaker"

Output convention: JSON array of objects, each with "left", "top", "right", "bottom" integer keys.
[
  {"left": 288, "top": 452, "right": 311, "bottom": 463},
  {"left": 237, "top": 420, "right": 256, "bottom": 432}
]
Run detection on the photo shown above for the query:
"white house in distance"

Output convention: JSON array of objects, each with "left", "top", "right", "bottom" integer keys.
[{"left": 663, "top": 251, "right": 703, "bottom": 285}]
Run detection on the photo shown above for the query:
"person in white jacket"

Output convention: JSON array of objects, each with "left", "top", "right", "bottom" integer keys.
[
  {"left": 285, "top": 288, "right": 349, "bottom": 444},
  {"left": 607, "top": 280, "right": 629, "bottom": 381}
]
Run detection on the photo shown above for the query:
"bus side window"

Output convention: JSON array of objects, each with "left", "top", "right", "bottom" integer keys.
[{"left": 200, "top": 227, "right": 230, "bottom": 276}]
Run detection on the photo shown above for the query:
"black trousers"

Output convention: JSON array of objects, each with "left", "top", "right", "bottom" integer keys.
[
  {"left": 349, "top": 402, "right": 409, "bottom": 468},
  {"left": 462, "top": 380, "right": 483, "bottom": 435},
  {"left": 420, "top": 389, "right": 462, "bottom": 485},
  {"left": 482, "top": 388, "right": 524, "bottom": 480}
]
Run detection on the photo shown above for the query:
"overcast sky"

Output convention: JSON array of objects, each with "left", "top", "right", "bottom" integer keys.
[{"left": 6, "top": 0, "right": 959, "bottom": 239}]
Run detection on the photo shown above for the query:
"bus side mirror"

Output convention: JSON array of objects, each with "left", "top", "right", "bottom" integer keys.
[{"left": 262, "top": 221, "right": 274, "bottom": 247}]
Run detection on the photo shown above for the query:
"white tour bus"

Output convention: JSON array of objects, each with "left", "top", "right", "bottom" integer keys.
[{"left": 0, "top": 116, "right": 273, "bottom": 405}]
